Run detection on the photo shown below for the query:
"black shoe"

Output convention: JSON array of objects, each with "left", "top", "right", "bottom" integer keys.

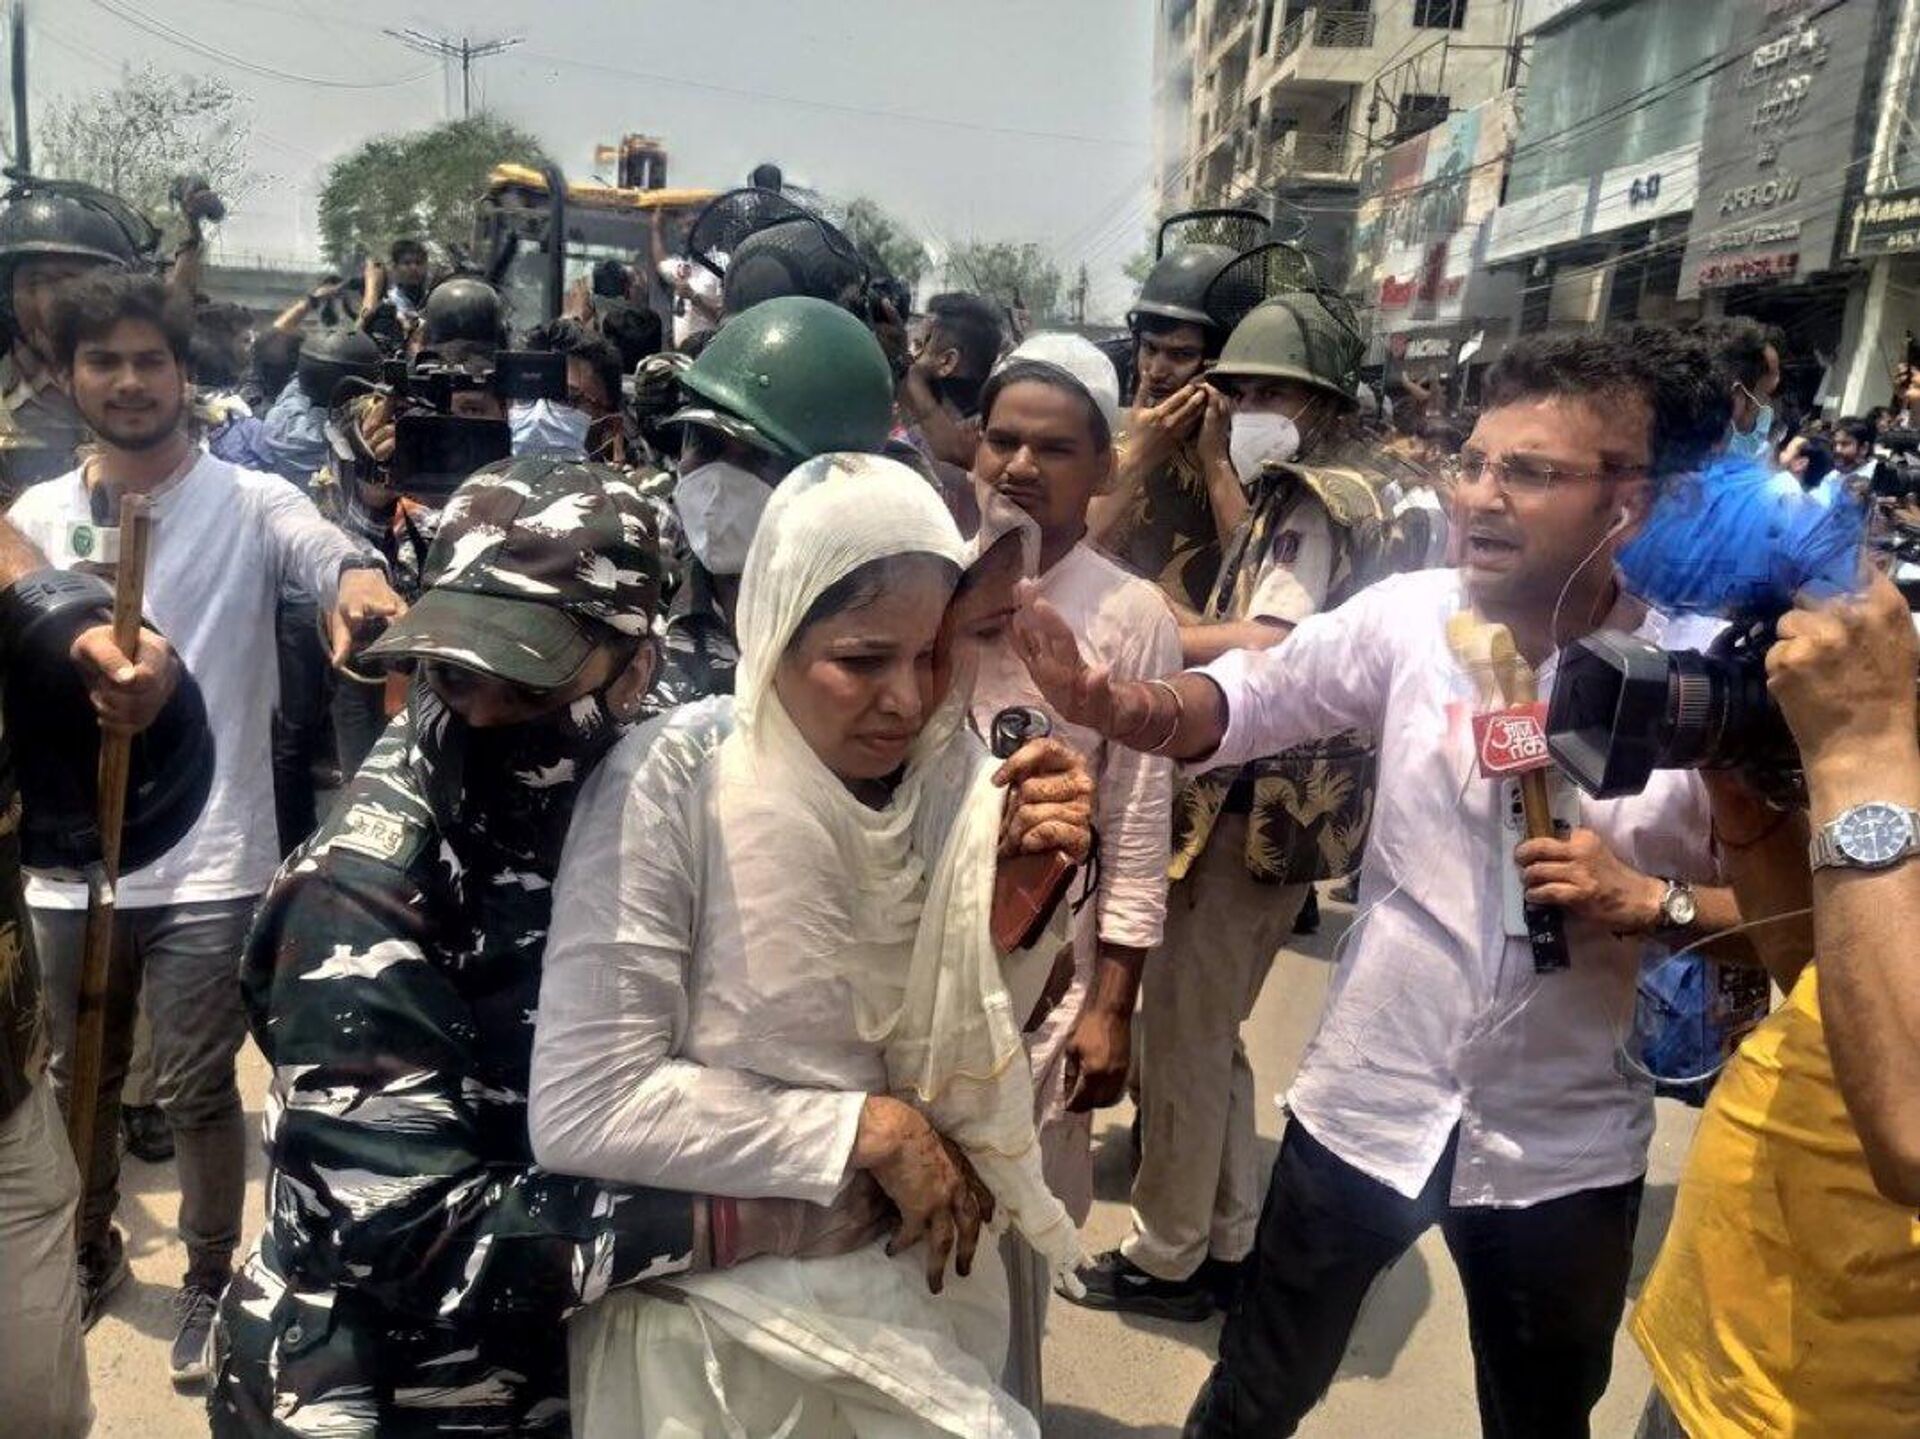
[
  {"left": 169, "top": 1278, "right": 222, "bottom": 1386},
  {"left": 1197, "top": 1255, "right": 1249, "bottom": 1311},
  {"left": 1292, "top": 888, "right": 1321, "bottom": 936},
  {"left": 78, "top": 1228, "right": 130, "bottom": 1331},
  {"left": 1060, "top": 1248, "right": 1214, "bottom": 1322},
  {"left": 122, "top": 1102, "right": 174, "bottom": 1163}
]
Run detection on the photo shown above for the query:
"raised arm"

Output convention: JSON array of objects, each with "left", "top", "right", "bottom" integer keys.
[{"left": 1768, "top": 571, "right": 1920, "bottom": 1205}]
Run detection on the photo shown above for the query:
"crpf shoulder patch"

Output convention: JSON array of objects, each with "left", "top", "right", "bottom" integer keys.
[{"left": 325, "top": 802, "right": 424, "bottom": 869}]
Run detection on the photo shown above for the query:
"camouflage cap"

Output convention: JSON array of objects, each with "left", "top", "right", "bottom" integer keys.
[{"left": 363, "top": 456, "right": 663, "bottom": 691}]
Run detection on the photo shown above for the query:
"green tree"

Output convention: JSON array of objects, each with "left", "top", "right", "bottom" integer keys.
[
  {"left": 317, "top": 114, "right": 551, "bottom": 266},
  {"left": 1123, "top": 236, "right": 1156, "bottom": 287},
  {"left": 38, "top": 66, "right": 256, "bottom": 229},
  {"left": 839, "top": 196, "right": 929, "bottom": 296},
  {"left": 943, "top": 240, "right": 1065, "bottom": 322}
]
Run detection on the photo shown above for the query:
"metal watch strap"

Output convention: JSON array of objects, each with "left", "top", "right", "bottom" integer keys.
[{"left": 1809, "top": 807, "right": 1920, "bottom": 871}]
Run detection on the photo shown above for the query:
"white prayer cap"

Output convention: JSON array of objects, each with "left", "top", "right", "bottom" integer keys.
[{"left": 999, "top": 332, "right": 1122, "bottom": 442}]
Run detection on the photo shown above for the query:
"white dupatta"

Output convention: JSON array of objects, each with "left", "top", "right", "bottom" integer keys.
[{"left": 720, "top": 453, "right": 1079, "bottom": 1279}]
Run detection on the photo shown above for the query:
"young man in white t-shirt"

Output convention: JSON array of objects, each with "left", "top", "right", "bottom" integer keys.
[{"left": 8, "top": 272, "right": 402, "bottom": 1382}]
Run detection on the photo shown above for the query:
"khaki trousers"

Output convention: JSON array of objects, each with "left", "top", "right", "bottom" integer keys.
[
  {"left": 0, "top": 1077, "right": 92, "bottom": 1438},
  {"left": 1123, "top": 814, "right": 1308, "bottom": 1281}
]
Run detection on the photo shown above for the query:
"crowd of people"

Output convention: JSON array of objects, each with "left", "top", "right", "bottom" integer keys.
[{"left": 0, "top": 162, "right": 1913, "bottom": 1439}]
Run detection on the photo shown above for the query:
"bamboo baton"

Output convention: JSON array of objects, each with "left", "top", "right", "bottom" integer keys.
[{"left": 63, "top": 492, "right": 153, "bottom": 1209}]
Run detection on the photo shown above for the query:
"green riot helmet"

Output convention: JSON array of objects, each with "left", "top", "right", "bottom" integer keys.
[
  {"left": 1209, "top": 291, "right": 1365, "bottom": 409},
  {"left": 1126, "top": 244, "right": 1240, "bottom": 335},
  {"left": 670, "top": 295, "right": 894, "bottom": 463}
]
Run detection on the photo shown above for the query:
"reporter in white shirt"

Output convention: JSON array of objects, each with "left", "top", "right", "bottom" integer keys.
[
  {"left": 7, "top": 273, "right": 402, "bottom": 1374},
  {"left": 1014, "top": 324, "right": 1749, "bottom": 1438}
]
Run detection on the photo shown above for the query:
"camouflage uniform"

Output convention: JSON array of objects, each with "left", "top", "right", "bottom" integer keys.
[
  {"left": 0, "top": 350, "right": 90, "bottom": 505},
  {"left": 644, "top": 560, "right": 739, "bottom": 715},
  {"left": 210, "top": 461, "right": 695, "bottom": 1438},
  {"left": 1171, "top": 450, "right": 1396, "bottom": 887},
  {"left": 1102, "top": 435, "right": 1223, "bottom": 615}
]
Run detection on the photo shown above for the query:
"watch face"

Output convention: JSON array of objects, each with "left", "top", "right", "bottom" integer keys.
[
  {"left": 1833, "top": 803, "right": 1916, "bottom": 868},
  {"left": 1667, "top": 887, "right": 1698, "bottom": 927}
]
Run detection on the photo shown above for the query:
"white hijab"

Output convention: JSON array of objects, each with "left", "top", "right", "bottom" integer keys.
[{"left": 722, "top": 452, "right": 1080, "bottom": 1280}]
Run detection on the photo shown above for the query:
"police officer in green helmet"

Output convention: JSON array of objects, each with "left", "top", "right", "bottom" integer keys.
[
  {"left": 1068, "top": 283, "right": 1405, "bottom": 1325},
  {"left": 648, "top": 293, "right": 896, "bottom": 711},
  {"left": 1090, "top": 230, "right": 1259, "bottom": 616},
  {"left": 0, "top": 186, "right": 140, "bottom": 502}
]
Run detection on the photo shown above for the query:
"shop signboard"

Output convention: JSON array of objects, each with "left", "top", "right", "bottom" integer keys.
[
  {"left": 1678, "top": 0, "right": 1884, "bottom": 296},
  {"left": 1844, "top": 186, "right": 1920, "bottom": 257}
]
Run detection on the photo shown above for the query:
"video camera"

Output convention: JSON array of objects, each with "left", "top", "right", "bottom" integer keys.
[
  {"left": 1872, "top": 427, "right": 1920, "bottom": 502},
  {"left": 366, "top": 348, "right": 567, "bottom": 502},
  {"left": 1545, "top": 457, "right": 1867, "bottom": 804}
]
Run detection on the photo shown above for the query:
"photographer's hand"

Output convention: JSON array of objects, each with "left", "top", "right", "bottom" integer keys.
[
  {"left": 1769, "top": 572, "right": 1920, "bottom": 799},
  {"left": 359, "top": 396, "right": 397, "bottom": 467},
  {"left": 1768, "top": 570, "right": 1920, "bottom": 1206}
]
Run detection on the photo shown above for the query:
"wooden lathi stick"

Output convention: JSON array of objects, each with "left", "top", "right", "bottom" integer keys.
[{"left": 64, "top": 494, "right": 153, "bottom": 1210}]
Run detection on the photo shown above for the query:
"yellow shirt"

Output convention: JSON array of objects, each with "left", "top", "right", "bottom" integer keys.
[{"left": 1632, "top": 966, "right": 1920, "bottom": 1438}]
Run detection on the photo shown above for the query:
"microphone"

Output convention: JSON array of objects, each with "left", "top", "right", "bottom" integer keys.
[{"left": 1488, "top": 628, "right": 1570, "bottom": 974}]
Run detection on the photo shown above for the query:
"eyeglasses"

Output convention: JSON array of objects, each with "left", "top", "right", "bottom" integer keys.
[{"left": 1443, "top": 450, "right": 1646, "bottom": 500}]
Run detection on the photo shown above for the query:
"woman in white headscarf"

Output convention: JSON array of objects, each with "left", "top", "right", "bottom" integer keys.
[{"left": 529, "top": 454, "right": 1089, "bottom": 1438}]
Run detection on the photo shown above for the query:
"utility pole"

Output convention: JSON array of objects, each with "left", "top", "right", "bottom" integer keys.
[
  {"left": 1073, "top": 264, "right": 1090, "bottom": 326},
  {"left": 384, "top": 28, "right": 522, "bottom": 120},
  {"left": 10, "top": 0, "right": 29, "bottom": 174}
]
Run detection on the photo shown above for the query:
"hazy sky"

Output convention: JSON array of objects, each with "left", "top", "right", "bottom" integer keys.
[{"left": 30, "top": 0, "right": 1156, "bottom": 317}]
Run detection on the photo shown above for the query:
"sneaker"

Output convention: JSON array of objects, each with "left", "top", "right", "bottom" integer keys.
[
  {"left": 1198, "top": 1255, "right": 1250, "bottom": 1312},
  {"left": 1059, "top": 1248, "right": 1214, "bottom": 1322},
  {"left": 169, "top": 1279, "right": 222, "bottom": 1386},
  {"left": 122, "top": 1102, "right": 175, "bottom": 1163},
  {"left": 78, "top": 1227, "right": 130, "bottom": 1331}
]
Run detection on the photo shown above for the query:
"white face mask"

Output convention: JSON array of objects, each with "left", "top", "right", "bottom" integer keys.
[
  {"left": 509, "top": 399, "right": 591, "bottom": 460},
  {"left": 676, "top": 460, "right": 773, "bottom": 577},
  {"left": 1229, "top": 409, "right": 1302, "bottom": 483}
]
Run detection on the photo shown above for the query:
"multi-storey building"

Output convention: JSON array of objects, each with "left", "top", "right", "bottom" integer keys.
[{"left": 1150, "top": 0, "right": 1520, "bottom": 280}]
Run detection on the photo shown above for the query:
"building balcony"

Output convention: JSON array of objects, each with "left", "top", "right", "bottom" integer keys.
[
  {"left": 1268, "top": 6, "right": 1381, "bottom": 86},
  {"left": 1205, "top": 0, "right": 1255, "bottom": 61},
  {"left": 1260, "top": 127, "right": 1354, "bottom": 181}
]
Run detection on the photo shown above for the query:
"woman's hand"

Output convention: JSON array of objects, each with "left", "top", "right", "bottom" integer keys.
[
  {"left": 993, "top": 735, "right": 1094, "bottom": 863},
  {"left": 849, "top": 1096, "right": 991, "bottom": 1294}
]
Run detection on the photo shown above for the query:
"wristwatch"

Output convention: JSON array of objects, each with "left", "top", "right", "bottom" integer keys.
[
  {"left": 1655, "top": 877, "right": 1698, "bottom": 930},
  {"left": 1809, "top": 802, "right": 1920, "bottom": 872}
]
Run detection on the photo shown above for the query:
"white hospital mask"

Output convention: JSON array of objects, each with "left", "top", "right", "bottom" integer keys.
[
  {"left": 509, "top": 399, "right": 591, "bottom": 460},
  {"left": 676, "top": 460, "right": 773, "bottom": 577},
  {"left": 1229, "top": 409, "right": 1302, "bottom": 483}
]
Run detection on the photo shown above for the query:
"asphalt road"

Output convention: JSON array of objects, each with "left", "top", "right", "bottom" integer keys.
[{"left": 87, "top": 894, "right": 1697, "bottom": 1437}]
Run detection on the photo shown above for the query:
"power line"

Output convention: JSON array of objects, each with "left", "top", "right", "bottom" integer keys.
[
  {"left": 520, "top": 47, "right": 1152, "bottom": 152},
  {"left": 82, "top": 0, "right": 436, "bottom": 91},
  {"left": 384, "top": 29, "right": 522, "bottom": 121}
]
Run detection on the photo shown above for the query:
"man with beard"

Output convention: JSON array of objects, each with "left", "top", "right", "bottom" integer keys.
[
  {"left": 210, "top": 455, "right": 1091, "bottom": 1435},
  {"left": 8, "top": 272, "right": 403, "bottom": 1378},
  {"left": 0, "top": 186, "right": 139, "bottom": 502},
  {"left": 1088, "top": 243, "right": 1247, "bottom": 614}
]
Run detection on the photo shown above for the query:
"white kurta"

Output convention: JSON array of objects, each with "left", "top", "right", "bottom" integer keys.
[
  {"left": 532, "top": 701, "right": 1035, "bottom": 1439},
  {"left": 969, "top": 540, "right": 1179, "bottom": 1223}
]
